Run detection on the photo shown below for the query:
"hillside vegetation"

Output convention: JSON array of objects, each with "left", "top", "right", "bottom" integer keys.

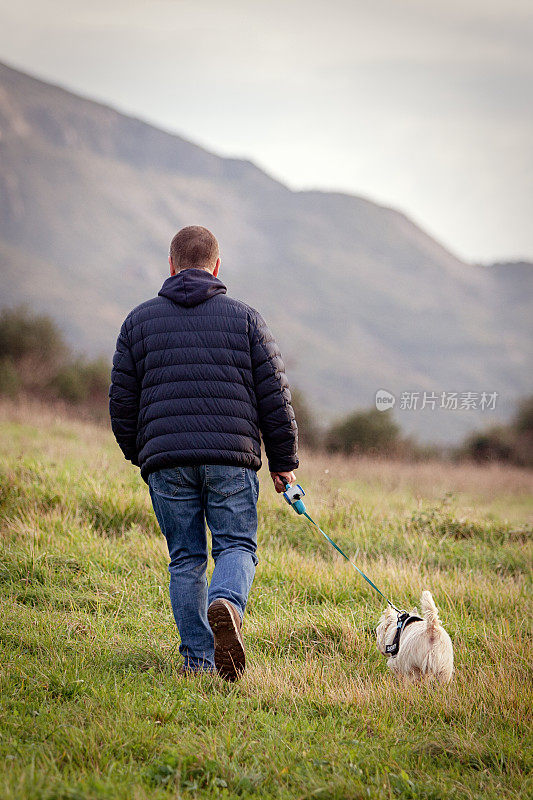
[{"left": 0, "top": 400, "right": 532, "bottom": 799}]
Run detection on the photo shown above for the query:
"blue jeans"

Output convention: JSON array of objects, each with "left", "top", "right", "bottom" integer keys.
[{"left": 148, "top": 464, "right": 259, "bottom": 671}]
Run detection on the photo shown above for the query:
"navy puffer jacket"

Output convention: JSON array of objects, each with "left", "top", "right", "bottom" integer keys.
[{"left": 109, "top": 268, "right": 298, "bottom": 482}]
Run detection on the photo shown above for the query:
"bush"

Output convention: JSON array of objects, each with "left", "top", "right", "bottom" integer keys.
[
  {"left": 0, "top": 306, "right": 68, "bottom": 392},
  {"left": 461, "top": 427, "right": 515, "bottom": 463},
  {"left": 0, "top": 306, "right": 67, "bottom": 364},
  {"left": 79, "top": 357, "right": 111, "bottom": 402},
  {"left": 515, "top": 396, "right": 533, "bottom": 435},
  {"left": 0, "top": 306, "right": 110, "bottom": 412},
  {"left": 49, "top": 358, "right": 110, "bottom": 404},
  {"left": 458, "top": 395, "right": 533, "bottom": 467},
  {"left": 49, "top": 362, "right": 87, "bottom": 403},
  {"left": 291, "top": 388, "right": 321, "bottom": 449},
  {"left": 325, "top": 408, "right": 400, "bottom": 455},
  {"left": 0, "top": 358, "right": 20, "bottom": 398}
]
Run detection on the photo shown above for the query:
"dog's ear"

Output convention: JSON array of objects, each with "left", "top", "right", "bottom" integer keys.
[
  {"left": 411, "top": 606, "right": 419, "bottom": 616},
  {"left": 377, "top": 605, "right": 394, "bottom": 628}
]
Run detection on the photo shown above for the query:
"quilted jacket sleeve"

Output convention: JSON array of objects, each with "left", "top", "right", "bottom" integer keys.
[
  {"left": 249, "top": 310, "right": 299, "bottom": 473},
  {"left": 109, "top": 319, "right": 140, "bottom": 466}
]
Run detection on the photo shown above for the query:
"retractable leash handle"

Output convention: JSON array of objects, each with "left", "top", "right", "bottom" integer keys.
[
  {"left": 282, "top": 481, "right": 401, "bottom": 613},
  {"left": 283, "top": 482, "right": 306, "bottom": 514}
]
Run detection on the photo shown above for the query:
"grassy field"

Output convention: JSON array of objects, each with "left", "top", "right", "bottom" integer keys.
[{"left": 0, "top": 399, "right": 532, "bottom": 800}]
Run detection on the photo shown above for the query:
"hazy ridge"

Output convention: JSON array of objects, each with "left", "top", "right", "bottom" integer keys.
[{"left": 0, "top": 61, "right": 531, "bottom": 441}]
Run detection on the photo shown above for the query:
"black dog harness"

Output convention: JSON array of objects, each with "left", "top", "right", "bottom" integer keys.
[{"left": 385, "top": 611, "right": 423, "bottom": 657}]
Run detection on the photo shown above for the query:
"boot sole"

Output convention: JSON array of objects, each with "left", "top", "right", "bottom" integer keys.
[{"left": 207, "top": 599, "right": 245, "bottom": 682}]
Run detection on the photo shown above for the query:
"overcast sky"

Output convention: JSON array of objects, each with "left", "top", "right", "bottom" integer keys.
[{"left": 1, "top": 0, "right": 532, "bottom": 262}]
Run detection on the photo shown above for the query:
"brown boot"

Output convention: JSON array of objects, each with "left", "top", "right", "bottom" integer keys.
[{"left": 207, "top": 598, "right": 245, "bottom": 682}]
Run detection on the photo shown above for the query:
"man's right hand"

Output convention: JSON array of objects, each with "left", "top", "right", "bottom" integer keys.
[{"left": 270, "top": 471, "right": 296, "bottom": 493}]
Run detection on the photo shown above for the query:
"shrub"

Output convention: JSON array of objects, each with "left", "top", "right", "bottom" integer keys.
[
  {"left": 0, "top": 306, "right": 68, "bottom": 392},
  {"left": 512, "top": 396, "right": 533, "bottom": 467},
  {"left": 458, "top": 395, "right": 533, "bottom": 467},
  {"left": 291, "top": 388, "right": 321, "bottom": 449},
  {"left": 49, "top": 362, "right": 87, "bottom": 403},
  {"left": 49, "top": 357, "right": 110, "bottom": 404},
  {"left": 0, "top": 305, "right": 67, "bottom": 364},
  {"left": 325, "top": 408, "right": 400, "bottom": 455},
  {"left": 0, "top": 358, "right": 20, "bottom": 398},
  {"left": 515, "top": 396, "right": 533, "bottom": 436},
  {"left": 79, "top": 357, "right": 111, "bottom": 402},
  {"left": 461, "top": 426, "right": 515, "bottom": 463},
  {"left": 0, "top": 305, "right": 111, "bottom": 411}
]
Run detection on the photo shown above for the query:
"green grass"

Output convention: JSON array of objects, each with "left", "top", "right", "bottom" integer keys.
[{"left": 0, "top": 400, "right": 532, "bottom": 799}]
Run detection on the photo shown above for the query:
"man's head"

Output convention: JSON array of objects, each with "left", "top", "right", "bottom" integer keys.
[{"left": 169, "top": 226, "right": 220, "bottom": 277}]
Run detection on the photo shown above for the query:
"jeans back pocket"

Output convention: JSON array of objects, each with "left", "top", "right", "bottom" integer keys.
[
  {"left": 148, "top": 467, "right": 186, "bottom": 498},
  {"left": 205, "top": 465, "right": 246, "bottom": 497}
]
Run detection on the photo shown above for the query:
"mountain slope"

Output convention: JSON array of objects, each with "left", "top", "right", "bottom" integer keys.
[{"left": 0, "top": 61, "right": 531, "bottom": 441}]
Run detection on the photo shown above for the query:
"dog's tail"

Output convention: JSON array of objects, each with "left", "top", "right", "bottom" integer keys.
[{"left": 421, "top": 590, "right": 440, "bottom": 631}]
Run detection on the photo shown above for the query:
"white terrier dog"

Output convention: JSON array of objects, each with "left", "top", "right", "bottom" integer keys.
[{"left": 376, "top": 591, "right": 453, "bottom": 684}]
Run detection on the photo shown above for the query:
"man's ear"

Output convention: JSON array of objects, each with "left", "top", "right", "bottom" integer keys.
[
  {"left": 168, "top": 255, "right": 176, "bottom": 276},
  {"left": 213, "top": 257, "right": 220, "bottom": 278}
]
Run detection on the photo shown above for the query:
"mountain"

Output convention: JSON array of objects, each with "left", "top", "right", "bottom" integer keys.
[{"left": 0, "top": 61, "right": 531, "bottom": 441}]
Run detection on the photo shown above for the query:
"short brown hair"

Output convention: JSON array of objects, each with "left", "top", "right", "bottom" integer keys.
[{"left": 169, "top": 226, "right": 219, "bottom": 271}]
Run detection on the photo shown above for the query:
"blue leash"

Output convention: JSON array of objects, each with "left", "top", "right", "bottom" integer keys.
[{"left": 283, "top": 483, "right": 401, "bottom": 613}]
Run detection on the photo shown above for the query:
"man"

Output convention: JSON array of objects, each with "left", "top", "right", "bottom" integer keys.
[{"left": 109, "top": 225, "right": 298, "bottom": 681}]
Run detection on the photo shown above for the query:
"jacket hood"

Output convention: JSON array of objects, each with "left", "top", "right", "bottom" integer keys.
[{"left": 158, "top": 268, "right": 227, "bottom": 308}]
